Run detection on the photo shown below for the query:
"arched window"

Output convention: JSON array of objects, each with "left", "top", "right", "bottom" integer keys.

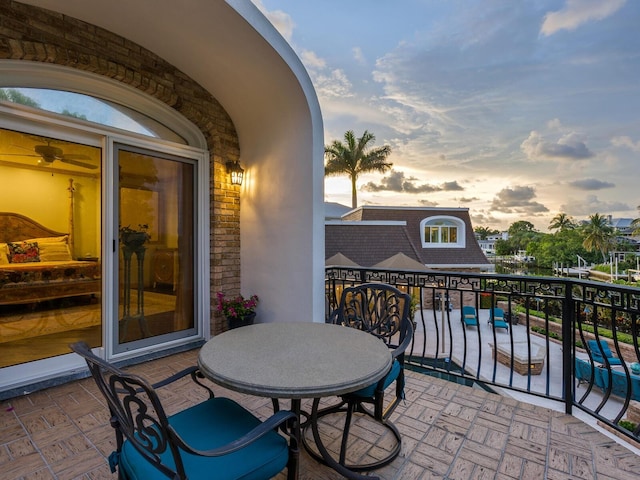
[{"left": 420, "top": 216, "right": 465, "bottom": 248}]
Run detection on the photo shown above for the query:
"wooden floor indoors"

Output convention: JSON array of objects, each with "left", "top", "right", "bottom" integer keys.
[{"left": 2, "top": 348, "right": 640, "bottom": 479}]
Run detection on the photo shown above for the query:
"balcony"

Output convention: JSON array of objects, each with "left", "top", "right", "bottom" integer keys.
[
  {"left": 2, "top": 267, "right": 640, "bottom": 478},
  {"left": 3, "top": 348, "right": 640, "bottom": 479}
]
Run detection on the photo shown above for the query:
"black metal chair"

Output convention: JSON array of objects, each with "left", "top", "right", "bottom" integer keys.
[
  {"left": 70, "top": 341, "right": 299, "bottom": 480},
  {"left": 306, "top": 283, "right": 414, "bottom": 472}
]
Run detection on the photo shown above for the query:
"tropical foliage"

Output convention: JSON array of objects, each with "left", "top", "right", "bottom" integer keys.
[
  {"left": 324, "top": 130, "right": 392, "bottom": 208},
  {"left": 548, "top": 212, "right": 575, "bottom": 232},
  {"left": 582, "top": 213, "right": 614, "bottom": 262}
]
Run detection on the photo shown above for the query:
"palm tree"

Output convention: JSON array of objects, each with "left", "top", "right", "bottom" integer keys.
[
  {"left": 324, "top": 130, "right": 392, "bottom": 208},
  {"left": 582, "top": 213, "right": 614, "bottom": 262},
  {"left": 548, "top": 212, "right": 575, "bottom": 232}
]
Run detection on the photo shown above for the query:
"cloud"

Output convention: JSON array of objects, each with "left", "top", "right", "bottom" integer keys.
[
  {"left": 300, "top": 50, "right": 326, "bottom": 69},
  {"left": 442, "top": 181, "right": 464, "bottom": 191},
  {"left": 611, "top": 136, "right": 640, "bottom": 152},
  {"left": 560, "top": 195, "right": 630, "bottom": 216},
  {"left": 312, "top": 67, "right": 354, "bottom": 98},
  {"left": 569, "top": 178, "right": 615, "bottom": 190},
  {"left": 491, "top": 186, "right": 549, "bottom": 214},
  {"left": 253, "top": 0, "right": 296, "bottom": 41},
  {"left": 541, "top": 0, "right": 626, "bottom": 36},
  {"left": 520, "top": 131, "right": 594, "bottom": 161},
  {"left": 362, "top": 170, "right": 463, "bottom": 194},
  {"left": 456, "top": 196, "right": 480, "bottom": 203},
  {"left": 352, "top": 47, "right": 366, "bottom": 65}
]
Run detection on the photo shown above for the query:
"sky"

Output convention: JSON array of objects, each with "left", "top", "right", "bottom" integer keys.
[{"left": 254, "top": 0, "right": 640, "bottom": 231}]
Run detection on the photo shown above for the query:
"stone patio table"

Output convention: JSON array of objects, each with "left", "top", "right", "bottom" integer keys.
[{"left": 198, "top": 322, "right": 392, "bottom": 480}]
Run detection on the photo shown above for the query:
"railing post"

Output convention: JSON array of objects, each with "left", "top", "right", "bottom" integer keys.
[{"left": 562, "top": 280, "right": 575, "bottom": 415}]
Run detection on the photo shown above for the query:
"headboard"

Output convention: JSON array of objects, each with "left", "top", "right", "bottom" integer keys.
[{"left": 0, "top": 212, "right": 67, "bottom": 243}]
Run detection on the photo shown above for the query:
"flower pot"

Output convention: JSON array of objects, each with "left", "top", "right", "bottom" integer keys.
[
  {"left": 226, "top": 312, "right": 256, "bottom": 329},
  {"left": 121, "top": 232, "right": 149, "bottom": 248}
]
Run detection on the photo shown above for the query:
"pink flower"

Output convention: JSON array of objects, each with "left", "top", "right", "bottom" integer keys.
[{"left": 216, "top": 292, "right": 259, "bottom": 318}]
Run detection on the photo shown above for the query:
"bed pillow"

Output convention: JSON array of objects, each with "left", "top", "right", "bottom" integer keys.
[
  {"left": 7, "top": 241, "right": 40, "bottom": 263},
  {"left": 0, "top": 243, "right": 8, "bottom": 265},
  {"left": 39, "top": 242, "right": 73, "bottom": 262},
  {"left": 25, "top": 235, "right": 69, "bottom": 245}
]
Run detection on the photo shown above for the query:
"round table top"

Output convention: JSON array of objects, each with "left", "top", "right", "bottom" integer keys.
[{"left": 198, "top": 322, "right": 392, "bottom": 399}]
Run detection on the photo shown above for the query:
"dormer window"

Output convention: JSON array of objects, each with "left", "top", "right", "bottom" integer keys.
[{"left": 421, "top": 216, "right": 465, "bottom": 248}]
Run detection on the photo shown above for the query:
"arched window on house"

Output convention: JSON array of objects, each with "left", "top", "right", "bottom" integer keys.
[{"left": 420, "top": 216, "right": 465, "bottom": 248}]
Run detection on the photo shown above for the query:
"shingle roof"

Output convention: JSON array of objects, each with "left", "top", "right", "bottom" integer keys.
[
  {"left": 328, "top": 206, "right": 491, "bottom": 269},
  {"left": 325, "top": 222, "right": 420, "bottom": 267}
]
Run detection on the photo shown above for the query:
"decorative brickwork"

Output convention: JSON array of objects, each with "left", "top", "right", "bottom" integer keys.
[{"left": 0, "top": 0, "right": 240, "bottom": 334}]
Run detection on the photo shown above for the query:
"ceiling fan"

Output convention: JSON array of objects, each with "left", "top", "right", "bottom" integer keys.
[
  {"left": 32, "top": 143, "right": 97, "bottom": 169},
  {"left": 4, "top": 140, "right": 97, "bottom": 170}
]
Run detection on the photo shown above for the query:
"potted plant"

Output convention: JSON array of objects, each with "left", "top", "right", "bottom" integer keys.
[
  {"left": 119, "top": 224, "right": 150, "bottom": 249},
  {"left": 216, "top": 291, "right": 259, "bottom": 329}
]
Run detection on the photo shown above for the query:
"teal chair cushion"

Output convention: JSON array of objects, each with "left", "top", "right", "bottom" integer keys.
[
  {"left": 350, "top": 359, "right": 401, "bottom": 398},
  {"left": 120, "top": 397, "right": 289, "bottom": 480}
]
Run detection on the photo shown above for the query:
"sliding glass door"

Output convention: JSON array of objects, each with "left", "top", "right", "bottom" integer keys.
[{"left": 114, "top": 144, "right": 197, "bottom": 352}]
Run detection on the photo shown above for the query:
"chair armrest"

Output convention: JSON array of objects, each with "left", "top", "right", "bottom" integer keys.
[
  {"left": 150, "top": 366, "right": 215, "bottom": 398},
  {"left": 173, "top": 409, "right": 298, "bottom": 457},
  {"left": 391, "top": 318, "right": 414, "bottom": 361}
]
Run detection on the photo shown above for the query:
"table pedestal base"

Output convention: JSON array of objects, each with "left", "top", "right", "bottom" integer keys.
[{"left": 301, "top": 398, "right": 401, "bottom": 480}]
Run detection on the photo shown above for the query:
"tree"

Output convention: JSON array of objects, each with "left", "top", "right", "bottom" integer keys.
[
  {"left": 0, "top": 88, "right": 39, "bottom": 108},
  {"left": 548, "top": 212, "right": 575, "bottom": 232},
  {"left": 324, "top": 130, "right": 392, "bottom": 208},
  {"left": 474, "top": 226, "right": 499, "bottom": 240},
  {"left": 498, "top": 221, "right": 540, "bottom": 255},
  {"left": 582, "top": 213, "right": 614, "bottom": 262}
]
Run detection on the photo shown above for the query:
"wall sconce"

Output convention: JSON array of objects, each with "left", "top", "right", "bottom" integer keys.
[{"left": 225, "top": 160, "right": 245, "bottom": 186}]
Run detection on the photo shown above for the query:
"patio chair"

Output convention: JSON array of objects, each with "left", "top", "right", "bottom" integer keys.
[
  {"left": 69, "top": 341, "right": 299, "bottom": 480},
  {"left": 489, "top": 307, "right": 509, "bottom": 331},
  {"left": 312, "top": 283, "right": 414, "bottom": 471},
  {"left": 587, "top": 339, "right": 622, "bottom": 366},
  {"left": 462, "top": 305, "right": 479, "bottom": 327}
]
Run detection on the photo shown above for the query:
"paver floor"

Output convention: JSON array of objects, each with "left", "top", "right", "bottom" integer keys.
[{"left": 2, "top": 348, "right": 639, "bottom": 479}]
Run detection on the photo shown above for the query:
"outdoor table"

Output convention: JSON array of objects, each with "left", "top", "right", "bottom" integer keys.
[{"left": 198, "top": 322, "right": 392, "bottom": 480}]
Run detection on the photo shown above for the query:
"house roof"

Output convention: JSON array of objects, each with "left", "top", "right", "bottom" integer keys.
[
  {"left": 325, "top": 252, "right": 360, "bottom": 267},
  {"left": 326, "top": 222, "right": 421, "bottom": 267},
  {"left": 324, "top": 202, "right": 352, "bottom": 220},
  {"left": 331, "top": 206, "right": 491, "bottom": 269}
]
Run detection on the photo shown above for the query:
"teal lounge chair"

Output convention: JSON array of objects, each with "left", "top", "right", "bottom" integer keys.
[
  {"left": 489, "top": 307, "right": 509, "bottom": 331},
  {"left": 587, "top": 339, "right": 622, "bottom": 366},
  {"left": 462, "top": 306, "right": 479, "bottom": 327}
]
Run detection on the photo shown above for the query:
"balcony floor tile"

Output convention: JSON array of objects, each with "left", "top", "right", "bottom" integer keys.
[{"left": 2, "top": 348, "right": 639, "bottom": 480}]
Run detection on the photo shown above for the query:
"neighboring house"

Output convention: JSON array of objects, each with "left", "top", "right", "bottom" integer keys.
[
  {"left": 0, "top": 1, "right": 323, "bottom": 397},
  {"left": 607, "top": 216, "right": 635, "bottom": 236},
  {"left": 327, "top": 206, "right": 492, "bottom": 272},
  {"left": 325, "top": 201, "right": 352, "bottom": 220},
  {"left": 476, "top": 232, "right": 508, "bottom": 256}
]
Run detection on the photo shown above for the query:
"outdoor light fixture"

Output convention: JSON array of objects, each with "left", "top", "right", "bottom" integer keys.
[{"left": 225, "top": 160, "right": 244, "bottom": 186}]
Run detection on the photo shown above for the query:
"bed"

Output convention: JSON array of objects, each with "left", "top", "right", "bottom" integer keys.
[{"left": 0, "top": 212, "right": 101, "bottom": 306}]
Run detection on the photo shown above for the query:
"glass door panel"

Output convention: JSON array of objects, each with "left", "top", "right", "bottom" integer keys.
[
  {"left": 115, "top": 145, "right": 195, "bottom": 351},
  {"left": 0, "top": 128, "right": 102, "bottom": 367}
]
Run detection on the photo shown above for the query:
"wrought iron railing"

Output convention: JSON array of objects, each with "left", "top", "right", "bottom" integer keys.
[{"left": 325, "top": 266, "right": 640, "bottom": 444}]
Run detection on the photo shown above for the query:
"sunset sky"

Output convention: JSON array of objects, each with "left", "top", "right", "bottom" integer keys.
[{"left": 255, "top": 0, "right": 639, "bottom": 230}]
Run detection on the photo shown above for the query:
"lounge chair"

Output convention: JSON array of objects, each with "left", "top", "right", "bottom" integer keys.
[
  {"left": 462, "top": 306, "right": 479, "bottom": 327},
  {"left": 489, "top": 307, "right": 509, "bottom": 331},
  {"left": 587, "top": 339, "right": 622, "bottom": 366}
]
